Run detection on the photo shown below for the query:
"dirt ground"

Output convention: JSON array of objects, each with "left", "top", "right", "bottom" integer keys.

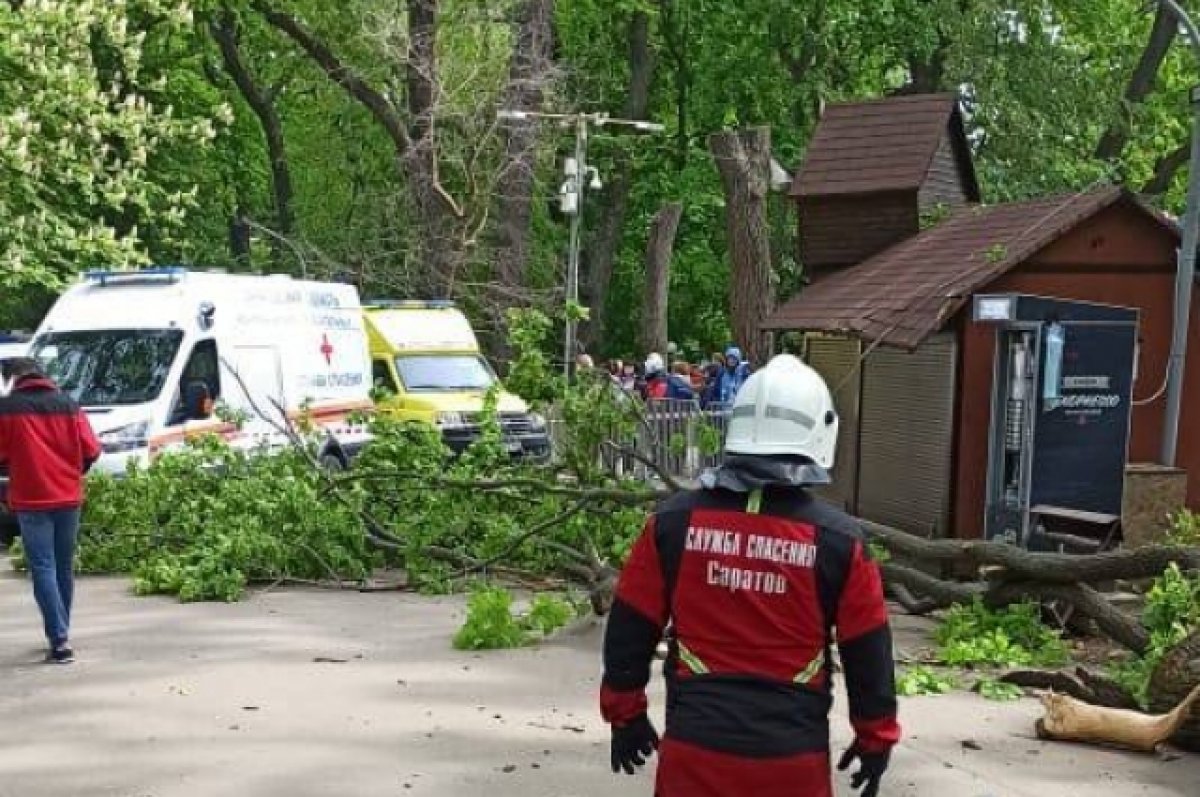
[{"left": 1, "top": 565, "right": 1197, "bottom": 797}]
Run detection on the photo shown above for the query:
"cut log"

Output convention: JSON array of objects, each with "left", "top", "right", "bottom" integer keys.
[
  {"left": 1148, "top": 629, "right": 1200, "bottom": 751},
  {"left": 1001, "top": 669, "right": 1140, "bottom": 711},
  {"left": 862, "top": 521, "right": 1200, "bottom": 584},
  {"left": 1035, "top": 684, "right": 1200, "bottom": 753}
]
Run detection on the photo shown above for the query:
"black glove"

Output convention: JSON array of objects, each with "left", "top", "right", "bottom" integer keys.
[
  {"left": 837, "top": 743, "right": 890, "bottom": 797},
  {"left": 610, "top": 714, "right": 660, "bottom": 775}
]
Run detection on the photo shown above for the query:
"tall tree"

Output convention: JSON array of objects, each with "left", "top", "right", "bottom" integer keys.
[
  {"left": 640, "top": 201, "right": 682, "bottom": 356},
  {"left": 581, "top": 9, "right": 654, "bottom": 349},
  {"left": 252, "top": 0, "right": 467, "bottom": 294},
  {"left": 493, "top": 0, "right": 556, "bottom": 291},
  {"left": 210, "top": 5, "right": 294, "bottom": 264},
  {"left": 710, "top": 127, "right": 773, "bottom": 364}
]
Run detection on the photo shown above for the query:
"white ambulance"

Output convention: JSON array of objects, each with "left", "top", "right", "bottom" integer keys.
[{"left": 29, "top": 268, "right": 373, "bottom": 474}]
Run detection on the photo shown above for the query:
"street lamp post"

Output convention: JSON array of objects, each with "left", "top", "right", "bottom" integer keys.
[
  {"left": 497, "top": 109, "right": 664, "bottom": 378},
  {"left": 1158, "top": 0, "right": 1200, "bottom": 466}
]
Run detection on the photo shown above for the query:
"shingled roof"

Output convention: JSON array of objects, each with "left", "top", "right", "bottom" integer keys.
[
  {"left": 763, "top": 187, "right": 1177, "bottom": 349},
  {"left": 791, "top": 93, "right": 980, "bottom": 200}
]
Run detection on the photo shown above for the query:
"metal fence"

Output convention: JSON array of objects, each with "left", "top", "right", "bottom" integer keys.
[{"left": 549, "top": 398, "right": 731, "bottom": 483}]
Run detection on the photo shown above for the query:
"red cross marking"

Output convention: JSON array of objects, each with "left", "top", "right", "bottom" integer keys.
[{"left": 320, "top": 334, "right": 334, "bottom": 366}]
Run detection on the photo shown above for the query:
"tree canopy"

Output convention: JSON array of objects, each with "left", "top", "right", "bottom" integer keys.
[{"left": 1, "top": 0, "right": 1197, "bottom": 355}]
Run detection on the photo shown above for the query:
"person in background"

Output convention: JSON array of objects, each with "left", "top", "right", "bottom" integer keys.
[
  {"left": 0, "top": 357, "right": 101, "bottom": 664},
  {"left": 706, "top": 346, "right": 751, "bottom": 406},
  {"left": 600, "top": 354, "right": 899, "bottom": 797},
  {"left": 702, "top": 352, "right": 725, "bottom": 403},
  {"left": 644, "top": 353, "right": 694, "bottom": 401},
  {"left": 620, "top": 361, "right": 638, "bottom": 393}
]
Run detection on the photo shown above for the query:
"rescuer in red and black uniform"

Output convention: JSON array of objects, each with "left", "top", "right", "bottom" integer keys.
[{"left": 600, "top": 354, "right": 899, "bottom": 797}]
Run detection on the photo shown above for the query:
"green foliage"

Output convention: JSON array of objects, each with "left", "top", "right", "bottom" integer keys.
[
  {"left": 504, "top": 308, "right": 563, "bottom": 406},
  {"left": 1167, "top": 509, "right": 1200, "bottom": 547},
  {"left": 983, "top": 244, "right": 1008, "bottom": 264},
  {"left": 453, "top": 587, "right": 529, "bottom": 650},
  {"left": 525, "top": 593, "right": 577, "bottom": 635},
  {"left": 452, "top": 587, "right": 577, "bottom": 650},
  {"left": 919, "top": 203, "right": 953, "bottom": 230},
  {"left": 1108, "top": 563, "right": 1200, "bottom": 706},
  {"left": 79, "top": 435, "right": 374, "bottom": 602},
  {"left": 976, "top": 677, "right": 1023, "bottom": 702},
  {"left": 935, "top": 599, "right": 1069, "bottom": 669},
  {"left": 0, "top": 1, "right": 224, "bottom": 303},
  {"left": 897, "top": 666, "right": 957, "bottom": 696}
]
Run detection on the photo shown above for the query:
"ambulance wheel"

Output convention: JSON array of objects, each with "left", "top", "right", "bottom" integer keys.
[{"left": 319, "top": 450, "right": 347, "bottom": 472}]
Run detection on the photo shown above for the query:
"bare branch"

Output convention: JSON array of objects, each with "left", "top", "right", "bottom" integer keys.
[{"left": 251, "top": 0, "right": 412, "bottom": 154}]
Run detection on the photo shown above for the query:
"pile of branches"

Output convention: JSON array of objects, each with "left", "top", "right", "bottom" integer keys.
[{"left": 865, "top": 522, "right": 1200, "bottom": 656}]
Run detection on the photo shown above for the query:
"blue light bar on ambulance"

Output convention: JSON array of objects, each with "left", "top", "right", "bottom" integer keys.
[
  {"left": 365, "top": 299, "right": 457, "bottom": 309},
  {"left": 84, "top": 266, "right": 187, "bottom": 286}
]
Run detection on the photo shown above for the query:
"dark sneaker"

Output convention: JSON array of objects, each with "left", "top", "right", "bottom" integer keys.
[{"left": 46, "top": 646, "right": 75, "bottom": 664}]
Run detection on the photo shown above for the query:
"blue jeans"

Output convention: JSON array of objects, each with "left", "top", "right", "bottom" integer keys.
[{"left": 17, "top": 509, "right": 81, "bottom": 647}]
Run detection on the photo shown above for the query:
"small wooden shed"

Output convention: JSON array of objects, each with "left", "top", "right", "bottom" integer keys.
[{"left": 765, "top": 94, "right": 1194, "bottom": 541}]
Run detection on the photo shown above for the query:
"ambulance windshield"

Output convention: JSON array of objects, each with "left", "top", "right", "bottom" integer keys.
[
  {"left": 32, "top": 328, "right": 184, "bottom": 407},
  {"left": 394, "top": 354, "right": 495, "bottom": 392}
]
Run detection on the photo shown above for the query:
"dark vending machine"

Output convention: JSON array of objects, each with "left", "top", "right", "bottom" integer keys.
[{"left": 972, "top": 295, "right": 1138, "bottom": 547}]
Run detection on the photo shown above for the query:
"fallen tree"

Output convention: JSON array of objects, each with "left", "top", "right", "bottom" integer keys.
[
  {"left": 56, "top": 305, "right": 1199, "bottom": 747},
  {"left": 1035, "top": 684, "right": 1200, "bottom": 753}
]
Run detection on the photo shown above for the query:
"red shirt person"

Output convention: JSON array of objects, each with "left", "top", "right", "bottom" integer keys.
[
  {"left": 0, "top": 358, "right": 100, "bottom": 663},
  {"left": 600, "top": 354, "right": 899, "bottom": 797}
]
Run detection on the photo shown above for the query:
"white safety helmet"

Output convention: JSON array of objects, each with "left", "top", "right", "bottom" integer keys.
[
  {"left": 724, "top": 354, "right": 839, "bottom": 468},
  {"left": 644, "top": 352, "right": 665, "bottom": 376}
]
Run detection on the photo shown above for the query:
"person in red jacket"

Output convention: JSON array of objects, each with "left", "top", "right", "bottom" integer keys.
[
  {"left": 600, "top": 354, "right": 899, "bottom": 797},
  {"left": 0, "top": 357, "right": 101, "bottom": 663}
]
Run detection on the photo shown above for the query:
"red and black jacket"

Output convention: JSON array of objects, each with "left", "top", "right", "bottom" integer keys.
[
  {"left": 0, "top": 376, "right": 101, "bottom": 512},
  {"left": 601, "top": 486, "right": 900, "bottom": 760}
]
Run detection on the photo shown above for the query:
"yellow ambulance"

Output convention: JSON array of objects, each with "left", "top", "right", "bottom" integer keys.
[{"left": 363, "top": 301, "right": 550, "bottom": 459}]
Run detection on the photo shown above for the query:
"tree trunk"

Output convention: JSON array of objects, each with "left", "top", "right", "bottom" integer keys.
[
  {"left": 210, "top": 9, "right": 294, "bottom": 265},
  {"left": 709, "top": 127, "right": 775, "bottom": 364},
  {"left": 640, "top": 202, "right": 682, "bottom": 356},
  {"left": 1035, "top": 685, "right": 1200, "bottom": 753},
  {"left": 254, "top": 0, "right": 465, "bottom": 297},
  {"left": 493, "top": 0, "right": 556, "bottom": 291},
  {"left": 1096, "top": 4, "right": 1176, "bottom": 162},
  {"left": 229, "top": 205, "right": 252, "bottom": 268},
  {"left": 661, "top": 0, "right": 690, "bottom": 169},
  {"left": 1143, "top": 144, "right": 1190, "bottom": 197},
  {"left": 1148, "top": 629, "right": 1200, "bottom": 750},
  {"left": 582, "top": 10, "right": 653, "bottom": 350},
  {"left": 404, "top": 0, "right": 464, "bottom": 295}
]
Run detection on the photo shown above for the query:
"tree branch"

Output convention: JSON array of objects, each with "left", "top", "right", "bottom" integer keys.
[
  {"left": 1142, "top": 143, "right": 1190, "bottom": 196},
  {"left": 251, "top": 0, "right": 412, "bottom": 153},
  {"left": 1096, "top": 4, "right": 1176, "bottom": 161},
  {"left": 862, "top": 520, "right": 1200, "bottom": 583},
  {"left": 211, "top": 7, "right": 295, "bottom": 248}
]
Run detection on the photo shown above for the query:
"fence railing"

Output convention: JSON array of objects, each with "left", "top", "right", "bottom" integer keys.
[{"left": 549, "top": 398, "right": 731, "bottom": 483}]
